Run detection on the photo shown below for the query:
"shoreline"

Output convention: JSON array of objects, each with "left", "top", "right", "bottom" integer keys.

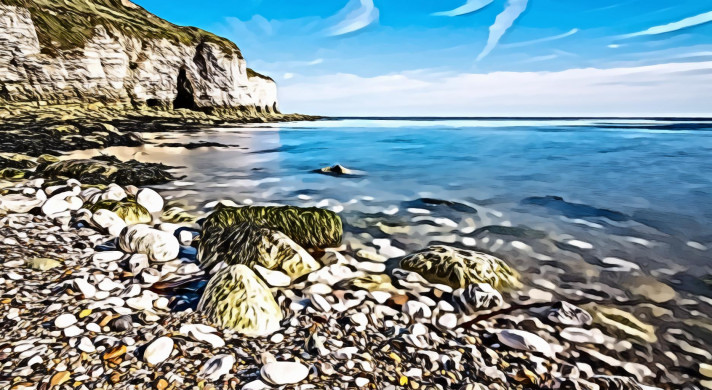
[{"left": 0, "top": 116, "right": 708, "bottom": 389}]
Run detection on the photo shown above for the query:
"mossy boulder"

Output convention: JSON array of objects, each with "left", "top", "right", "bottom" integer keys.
[
  {"left": 198, "top": 264, "right": 282, "bottom": 336},
  {"left": 399, "top": 245, "right": 520, "bottom": 290},
  {"left": 202, "top": 205, "right": 342, "bottom": 249},
  {"left": 0, "top": 168, "right": 27, "bottom": 181},
  {"left": 87, "top": 199, "right": 151, "bottom": 225},
  {"left": 0, "top": 154, "right": 37, "bottom": 169},
  {"left": 199, "top": 222, "right": 320, "bottom": 279},
  {"left": 37, "top": 156, "right": 175, "bottom": 186}
]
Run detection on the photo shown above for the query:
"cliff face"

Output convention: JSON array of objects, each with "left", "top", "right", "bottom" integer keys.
[{"left": 0, "top": 0, "right": 278, "bottom": 113}]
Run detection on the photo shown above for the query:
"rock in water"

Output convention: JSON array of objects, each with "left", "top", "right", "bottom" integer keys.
[
  {"left": 198, "top": 222, "right": 320, "bottom": 278},
  {"left": 260, "top": 361, "right": 309, "bottom": 385},
  {"left": 197, "top": 264, "right": 283, "bottom": 336},
  {"left": 88, "top": 199, "right": 152, "bottom": 225},
  {"left": 119, "top": 225, "right": 179, "bottom": 262},
  {"left": 547, "top": 301, "right": 593, "bottom": 327},
  {"left": 497, "top": 330, "right": 554, "bottom": 357},
  {"left": 451, "top": 283, "right": 503, "bottom": 314},
  {"left": 201, "top": 205, "right": 342, "bottom": 249},
  {"left": 136, "top": 188, "right": 164, "bottom": 213},
  {"left": 313, "top": 164, "right": 360, "bottom": 176},
  {"left": 399, "top": 245, "right": 520, "bottom": 290}
]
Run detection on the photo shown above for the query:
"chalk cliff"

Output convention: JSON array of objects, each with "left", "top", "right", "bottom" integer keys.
[{"left": 0, "top": 0, "right": 278, "bottom": 113}]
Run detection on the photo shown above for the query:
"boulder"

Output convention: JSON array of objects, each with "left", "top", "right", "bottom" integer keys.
[
  {"left": 313, "top": 164, "right": 362, "bottom": 176},
  {"left": 197, "top": 264, "right": 282, "bottom": 336},
  {"left": 119, "top": 225, "right": 179, "bottom": 262},
  {"left": 88, "top": 199, "right": 152, "bottom": 225},
  {"left": 399, "top": 245, "right": 520, "bottom": 290},
  {"left": 0, "top": 167, "right": 26, "bottom": 181},
  {"left": 201, "top": 205, "right": 342, "bottom": 249},
  {"left": 199, "top": 222, "right": 320, "bottom": 279}
]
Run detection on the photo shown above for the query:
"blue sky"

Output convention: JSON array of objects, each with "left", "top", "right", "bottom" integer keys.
[{"left": 135, "top": 0, "right": 712, "bottom": 116}]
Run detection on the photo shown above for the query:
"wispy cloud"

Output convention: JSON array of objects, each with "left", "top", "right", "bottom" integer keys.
[
  {"left": 327, "top": 0, "right": 379, "bottom": 36},
  {"left": 501, "top": 28, "right": 579, "bottom": 48},
  {"left": 432, "top": 0, "right": 494, "bottom": 17},
  {"left": 279, "top": 62, "right": 712, "bottom": 116},
  {"left": 623, "top": 10, "right": 712, "bottom": 38},
  {"left": 477, "top": 0, "right": 529, "bottom": 61}
]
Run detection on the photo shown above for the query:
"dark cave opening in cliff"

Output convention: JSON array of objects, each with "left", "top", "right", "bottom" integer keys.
[{"left": 173, "top": 68, "right": 196, "bottom": 110}]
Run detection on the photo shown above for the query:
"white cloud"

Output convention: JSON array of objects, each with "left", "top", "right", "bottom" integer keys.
[
  {"left": 279, "top": 61, "right": 712, "bottom": 116},
  {"left": 623, "top": 10, "right": 712, "bottom": 38},
  {"left": 433, "top": 0, "right": 494, "bottom": 17},
  {"left": 501, "top": 28, "right": 579, "bottom": 48},
  {"left": 283, "top": 73, "right": 294, "bottom": 79},
  {"left": 477, "top": 0, "right": 529, "bottom": 61},
  {"left": 327, "top": 0, "right": 379, "bottom": 36}
]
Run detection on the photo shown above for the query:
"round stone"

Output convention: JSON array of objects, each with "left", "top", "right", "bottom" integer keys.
[
  {"left": 55, "top": 314, "right": 77, "bottom": 329},
  {"left": 143, "top": 337, "right": 174, "bottom": 365},
  {"left": 136, "top": 188, "right": 164, "bottom": 213},
  {"left": 260, "top": 361, "right": 309, "bottom": 385}
]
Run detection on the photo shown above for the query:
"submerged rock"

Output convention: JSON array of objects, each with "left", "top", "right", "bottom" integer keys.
[
  {"left": 313, "top": 164, "right": 361, "bottom": 176},
  {"left": 197, "top": 264, "right": 282, "bottom": 336},
  {"left": 198, "top": 222, "right": 320, "bottom": 278},
  {"left": 451, "top": 283, "right": 503, "bottom": 314},
  {"left": 119, "top": 225, "right": 180, "bottom": 262},
  {"left": 37, "top": 156, "right": 175, "bottom": 186},
  {"left": 591, "top": 306, "right": 657, "bottom": 343},
  {"left": 88, "top": 199, "right": 152, "bottom": 225},
  {"left": 399, "top": 245, "right": 520, "bottom": 290},
  {"left": 547, "top": 301, "right": 593, "bottom": 327},
  {"left": 202, "top": 205, "right": 342, "bottom": 249},
  {"left": 497, "top": 329, "right": 555, "bottom": 357}
]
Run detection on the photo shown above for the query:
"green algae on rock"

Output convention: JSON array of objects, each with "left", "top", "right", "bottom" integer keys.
[
  {"left": 87, "top": 199, "right": 152, "bottom": 225},
  {"left": 399, "top": 245, "right": 520, "bottom": 290},
  {"left": 37, "top": 156, "right": 176, "bottom": 186},
  {"left": 202, "top": 205, "right": 342, "bottom": 249},
  {"left": 0, "top": 154, "right": 37, "bottom": 170},
  {"left": 199, "top": 222, "right": 320, "bottom": 279},
  {"left": 0, "top": 168, "right": 27, "bottom": 181},
  {"left": 197, "top": 264, "right": 282, "bottom": 336}
]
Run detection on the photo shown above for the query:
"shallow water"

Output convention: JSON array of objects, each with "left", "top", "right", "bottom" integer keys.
[
  {"left": 71, "top": 117, "right": 712, "bottom": 265},
  {"left": 68, "top": 118, "right": 712, "bottom": 288}
]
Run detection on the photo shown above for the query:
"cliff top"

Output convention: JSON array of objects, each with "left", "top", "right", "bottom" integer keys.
[{"left": 2, "top": 0, "right": 243, "bottom": 59}]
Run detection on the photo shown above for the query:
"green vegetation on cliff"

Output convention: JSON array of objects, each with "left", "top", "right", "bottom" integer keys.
[{"left": 2, "top": 0, "right": 242, "bottom": 58}]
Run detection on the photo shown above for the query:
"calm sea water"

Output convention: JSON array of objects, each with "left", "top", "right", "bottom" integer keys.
[{"left": 73, "top": 118, "right": 712, "bottom": 285}]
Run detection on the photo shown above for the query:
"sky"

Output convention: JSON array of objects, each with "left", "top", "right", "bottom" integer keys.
[{"left": 135, "top": 0, "right": 712, "bottom": 116}]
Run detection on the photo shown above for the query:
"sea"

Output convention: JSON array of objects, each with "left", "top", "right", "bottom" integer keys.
[{"left": 69, "top": 116, "right": 712, "bottom": 306}]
